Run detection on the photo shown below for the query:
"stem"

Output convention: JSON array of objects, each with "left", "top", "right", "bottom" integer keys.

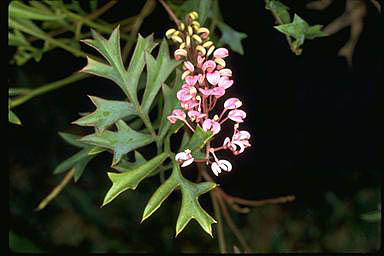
[
  {"left": 35, "top": 168, "right": 75, "bottom": 211},
  {"left": 10, "top": 72, "right": 90, "bottom": 109},
  {"left": 220, "top": 191, "right": 296, "bottom": 207},
  {"left": 122, "top": 0, "right": 156, "bottom": 62},
  {"left": 210, "top": 190, "right": 226, "bottom": 253},
  {"left": 159, "top": 0, "right": 180, "bottom": 25},
  {"left": 86, "top": 0, "right": 118, "bottom": 20}
]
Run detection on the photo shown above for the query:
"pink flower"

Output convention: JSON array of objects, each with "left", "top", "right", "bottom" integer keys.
[
  {"left": 206, "top": 71, "right": 220, "bottom": 85},
  {"left": 185, "top": 75, "right": 198, "bottom": 86},
  {"left": 177, "top": 86, "right": 197, "bottom": 102},
  {"left": 197, "top": 73, "right": 205, "bottom": 85},
  {"left": 167, "top": 109, "right": 186, "bottom": 124},
  {"left": 211, "top": 87, "right": 225, "bottom": 98},
  {"left": 224, "top": 98, "right": 242, "bottom": 109},
  {"left": 218, "top": 76, "right": 233, "bottom": 89},
  {"left": 223, "top": 127, "right": 251, "bottom": 155},
  {"left": 188, "top": 110, "right": 206, "bottom": 122},
  {"left": 202, "top": 60, "right": 216, "bottom": 73},
  {"left": 228, "top": 109, "right": 246, "bottom": 123},
  {"left": 213, "top": 48, "right": 229, "bottom": 59},
  {"left": 211, "top": 160, "right": 232, "bottom": 176},
  {"left": 203, "top": 119, "right": 221, "bottom": 135},
  {"left": 174, "top": 49, "right": 187, "bottom": 60},
  {"left": 183, "top": 61, "right": 194, "bottom": 72},
  {"left": 197, "top": 55, "right": 205, "bottom": 68},
  {"left": 175, "top": 149, "right": 194, "bottom": 167},
  {"left": 181, "top": 99, "right": 199, "bottom": 110},
  {"left": 199, "top": 88, "right": 213, "bottom": 96}
]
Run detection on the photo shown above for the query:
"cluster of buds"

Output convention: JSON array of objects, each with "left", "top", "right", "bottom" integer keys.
[{"left": 166, "top": 11, "right": 251, "bottom": 176}]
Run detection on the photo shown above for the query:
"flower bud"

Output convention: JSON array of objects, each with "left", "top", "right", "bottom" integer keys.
[
  {"left": 196, "top": 45, "right": 206, "bottom": 56},
  {"left": 165, "top": 28, "right": 176, "bottom": 38}
]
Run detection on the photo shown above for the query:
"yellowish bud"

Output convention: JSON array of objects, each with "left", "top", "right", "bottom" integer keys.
[
  {"left": 196, "top": 45, "right": 206, "bottom": 55},
  {"left": 186, "top": 35, "right": 191, "bottom": 46},
  {"left": 171, "top": 35, "right": 183, "bottom": 43},
  {"left": 215, "top": 58, "right": 226, "bottom": 67},
  {"left": 192, "top": 21, "right": 200, "bottom": 27},
  {"left": 165, "top": 28, "right": 176, "bottom": 38},
  {"left": 181, "top": 70, "right": 191, "bottom": 80},
  {"left": 178, "top": 22, "right": 185, "bottom": 31},
  {"left": 191, "top": 11, "right": 199, "bottom": 19},
  {"left": 197, "top": 27, "right": 210, "bottom": 34},
  {"left": 206, "top": 45, "right": 215, "bottom": 57},
  {"left": 213, "top": 114, "right": 219, "bottom": 121},
  {"left": 188, "top": 26, "right": 193, "bottom": 36},
  {"left": 179, "top": 42, "right": 186, "bottom": 49},
  {"left": 192, "top": 34, "right": 202, "bottom": 44},
  {"left": 203, "top": 41, "right": 213, "bottom": 48}
]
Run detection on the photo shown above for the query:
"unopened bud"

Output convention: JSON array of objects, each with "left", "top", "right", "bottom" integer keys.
[
  {"left": 179, "top": 42, "right": 186, "bottom": 49},
  {"left": 178, "top": 22, "right": 185, "bottom": 31},
  {"left": 171, "top": 35, "right": 183, "bottom": 43},
  {"left": 215, "top": 58, "right": 226, "bottom": 68},
  {"left": 203, "top": 41, "right": 213, "bottom": 48},
  {"left": 191, "top": 11, "right": 199, "bottom": 19},
  {"left": 188, "top": 26, "right": 193, "bottom": 36},
  {"left": 165, "top": 28, "right": 176, "bottom": 38},
  {"left": 181, "top": 70, "right": 191, "bottom": 80},
  {"left": 206, "top": 45, "right": 215, "bottom": 57},
  {"left": 186, "top": 35, "right": 191, "bottom": 46},
  {"left": 196, "top": 45, "right": 206, "bottom": 56},
  {"left": 197, "top": 27, "right": 210, "bottom": 34},
  {"left": 192, "top": 34, "right": 202, "bottom": 44}
]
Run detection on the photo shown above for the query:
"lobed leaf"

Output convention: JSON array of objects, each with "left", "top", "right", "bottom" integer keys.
[
  {"left": 72, "top": 96, "right": 138, "bottom": 133},
  {"left": 158, "top": 69, "right": 184, "bottom": 143},
  {"left": 112, "top": 151, "right": 147, "bottom": 172},
  {"left": 102, "top": 152, "right": 169, "bottom": 207},
  {"left": 217, "top": 21, "right": 248, "bottom": 55},
  {"left": 80, "top": 120, "right": 154, "bottom": 166},
  {"left": 141, "top": 39, "right": 181, "bottom": 114},
  {"left": 265, "top": 0, "right": 291, "bottom": 24}
]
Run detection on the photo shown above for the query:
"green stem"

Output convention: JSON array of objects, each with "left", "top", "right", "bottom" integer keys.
[
  {"left": 210, "top": 190, "right": 226, "bottom": 253},
  {"left": 10, "top": 72, "right": 90, "bottom": 108}
]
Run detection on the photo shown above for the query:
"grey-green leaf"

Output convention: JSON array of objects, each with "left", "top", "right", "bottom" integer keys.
[
  {"left": 182, "top": 124, "right": 214, "bottom": 159},
  {"left": 72, "top": 96, "right": 138, "bottom": 133},
  {"left": 217, "top": 21, "right": 248, "bottom": 55},
  {"left": 53, "top": 148, "right": 92, "bottom": 175},
  {"left": 265, "top": 0, "right": 291, "bottom": 24},
  {"left": 80, "top": 120, "right": 154, "bottom": 166},
  {"left": 102, "top": 152, "right": 169, "bottom": 207},
  {"left": 9, "top": 1, "right": 64, "bottom": 21}
]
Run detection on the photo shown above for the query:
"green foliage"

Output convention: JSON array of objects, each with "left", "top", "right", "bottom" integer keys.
[
  {"left": 9, "top": 108, "right": 22, "bottom": 126},
  {"left": 265, "top": 0, "right": 291, "bottom": 24},
  {"left": 102, "top": 152, "right": 169, "bottom": 206},
  {"left": 80, "top": 120, "right": 154, "bottom": 166},
  {"left": 72, "top": 96, "right": 138, "bottom": 133},
  {"left": 9, "top": 1, "right": 64, "bottom": 21},
  {"left": 142, "top": 160, "right": 217, "bottom": 237},
  {"left": 141, "top": 39, "right": 181, "bottom": 114},
  {"left": 54, "top": 132, "right": 106, "bottom": 182},
  {"left": 181, "top": 125, "right": 214, "bottom": 159},
  {"left": 217, "top": 22, "right": 248, "bottom": 55}
]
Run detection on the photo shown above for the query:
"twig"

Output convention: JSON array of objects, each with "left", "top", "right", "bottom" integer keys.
[
  {"left": 10, "top": 73, "right": 90, "bottom": 109},
  {"left": 210, "top": 190, "right": 226, "bottom": 253},
  {"left": 35, "top": 168, "right": 75, "bottom": 211},
  {"left": 159, "top": 0, "right": 180, "bottom": 25},
  {"left": 122, "top": 0, "right": 156, "bottom": 62}
]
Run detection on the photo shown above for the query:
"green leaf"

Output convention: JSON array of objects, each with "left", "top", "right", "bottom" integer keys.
[
  {"left": 80, "top": 120, "right": 154, "bottom": 166},
  {"left": 102, "top": 152, "right": 169, "bottom": 207},
  {"left": 265, "top": 0, "right": 291, "bottom": 24},
  {"left": 141, "top": 39, "right": 181, "bottom": 114},
  {"left": 182, "top": 125, "right": 213, "bottom": 155},
  {"left": 158, "top": 69, "right": 184, "bottom": 142},
  {"left": 361, "top": 211, "right": 381, "bottom": 222},
  {"left": 81, "top": 27, "right": 157, "bottom": 104},
  {"left": 73, "top": 156, "right": 93, "bottom": 182},
  {"left": 198, "top": 0, "right": 212, "bottom": 25},
  {"left": 112, "top": 151, "right": 147, "bottom": 172},
  {"left": 58, "top": 132, "right": 88, "bottom": 148},
  {"left": 142, "top": 160, "right": 217, "bottom": 237},
  {"left": 88, "top": 146, "right": 107, "bottom": 155},
  {"left": 217, "top": 21, "right": 248, "bottom": 55},
  {"left": 9, "top": 1, "right": 64, "bottom": 21},
  {"left": 72, "top": 96, "right": 138, "bottom": 133},
  {"left": 9, "top": 109, "right": 22, "bottom": 125},
  {"left": 274, "top": 14, "right": 327, "bottom": 51},
  {"left": 176, "top": 180, "right": 217, "bottom": 237},
  {"left": 53, "top": 148, "right": 93, "bottom": 175}
]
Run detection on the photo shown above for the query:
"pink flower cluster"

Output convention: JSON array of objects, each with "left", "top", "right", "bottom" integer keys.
[{"left": 165, "top": 13, "right": 251, "bottom": 176}]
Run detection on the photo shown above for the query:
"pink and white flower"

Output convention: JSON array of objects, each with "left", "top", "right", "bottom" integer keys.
[
  {"left": 218, "top": 76, "right": 233, "bottom": 89},
  {"left": 211, "top": 160, "right": 232, "bottom": 176},
  {"left": 228, "top": 109, "right": 246, "bottom": 123},
  {"left": 224, "top": 98, "right": 242, "bottom": 110},
  {"left": 188, "top": 110, "right": 206, "bottom": 122},
  {"left": 175, "top": 149, "right": 194, "bottom": 167},
  {"left": 206, "top": 71, "right": 220, "bottom": 85},
  {"left": 202, "top": 118, "right": 221, "bottom": 135},
  {"left": 167, "top": 109, "right": 186, "bottom": 124},
  {"left": 213, "top": 48, "right": 229, "bottom": 59}
]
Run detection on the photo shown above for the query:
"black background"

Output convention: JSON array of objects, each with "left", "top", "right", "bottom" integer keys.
[{"left": 9, "top": 0, "right": 382, "bottom": 252}]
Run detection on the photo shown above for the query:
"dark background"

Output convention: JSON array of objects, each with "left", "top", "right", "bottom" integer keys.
[{"left": 9, "top": 0, "right": 382, "bottom": 253}]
